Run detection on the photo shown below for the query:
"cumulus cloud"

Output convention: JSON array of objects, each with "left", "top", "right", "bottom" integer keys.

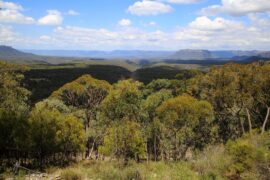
[
  {"left": 30, "top": 15, "right": 269, "bottom": 50},
  {"left": 44, "top": 26, "right": 169, "bottom": 50},
  {"left": 2, "top": 14, "right": 270, "bottom": 50},
  {"left": 0, "top": 1, "right": 35, "bottom": 24},
  {"left": 38, "top": 10, "right": 63, "bottom": 25},
  {"left": 118, "top": 19, "right": 131, "bottom": 26},
  {"left": 189, "top": 16, "right": 243, "bottom": 31},
  {"left": 162, "top": 0, "right": 202, "bottom": 4},
  {"left": 128, "top": 0, "right": 173, "bottom": 16},
  {"left": 202, "top": 0, "right": 270, "bottom": 16},
  {"left": 67, "top": 10, "right": 80, "bottom": 16},
  {"left": 0, "top": 0, "right": 22, "bottom": 10}
]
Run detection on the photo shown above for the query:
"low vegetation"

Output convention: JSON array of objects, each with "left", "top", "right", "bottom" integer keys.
[{"left": 0, "top": 60, "right": 270, "bottom": 179}]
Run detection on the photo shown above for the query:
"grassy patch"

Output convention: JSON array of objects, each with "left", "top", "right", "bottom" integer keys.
[{"left": 54, "top": 161, "right": 199, "bottom": 180}]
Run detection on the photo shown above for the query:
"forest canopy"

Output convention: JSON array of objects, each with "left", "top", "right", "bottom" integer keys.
[{"left": 0, "top": 61, "right": 269, "bottom": 179}]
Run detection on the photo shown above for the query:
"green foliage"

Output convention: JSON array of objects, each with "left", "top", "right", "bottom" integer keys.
[
  {"left": 1, "top": 60, "right": 270, "bottom": 177},
  {"left": 61, "top": 168, "right": 83, "bottom": 180},
  {"left": 51, "top": 75, "right": 112, "bottom": 158},
  {"left": 141, "top": 89, "right": 173, "bottom": 161},
  {"left": 134, "top": 66, "right": 184, "bottom": 84},
  {"left": 189, "top": 62, "right": 270, "bottom": 141},
  {"left": 0, "top": 109, "right": 29, "bottom": 150},
  {"left": 51, "top": 74, "right": 111, "bottom": 107},
  {"left": 226, "top": 140, "right": 256, "bottom": 174},
  {"left": 99, "top": 120, "right": 145, "bottom": 161},
  {"left": 24, "top": 64, "right": 130, "bottom": 103},
  {"left": 144, "top": 79, "right": 183, "bottom": 96},
  {"left": 142, "top": 89, "right": 173, "bottom": 122},
  {"left": 225, "top": 133, "right": 270, "bottom": 179},
  {"left": 156, "top": 94, "right": 215, "bottom": 160},
  {"left": 100, "top": 79, "right": 143, "bottom": 124},
  {"left": 28, "top": 100, "right": 85, "bottom": 161},
  {"left": 0, "top": 61, "right": 30, "bottom": 114},
  {"left": 0, "top": 61, "right": 30, "bottom": 151},
  {"left": 55, "top": 161, "right": 199, "bottom": 180},
  {"left": 192, "top": 145, "right": 230, "bottom": 180}
]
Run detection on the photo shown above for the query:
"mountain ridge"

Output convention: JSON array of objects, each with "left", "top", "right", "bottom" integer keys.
[
  {"left": 0, "top": 46, "right": 269, "bottom": 65},
  {"left": 23, "top": 48, "right": 270, "bottom": 60}
]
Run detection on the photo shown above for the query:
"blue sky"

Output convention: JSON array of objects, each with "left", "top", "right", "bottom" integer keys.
[{"left": 0, "top": 0, "right": 270, "bottom": 50}]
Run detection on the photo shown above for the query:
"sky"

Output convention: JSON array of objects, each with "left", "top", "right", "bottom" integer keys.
[{"left": 0, "top": 0, "right": 270, "bottom": 50}]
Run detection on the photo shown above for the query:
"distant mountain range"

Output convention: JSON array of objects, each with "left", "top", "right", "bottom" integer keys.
[
  {"left": 0, "top": 45, "right": 269, "bottom": 65},
  {"left": 22, "top": 49, "right": 173, "bottom": 59},
  {"left": 23, "top": 48, "right": 270, "bottom": 60}
]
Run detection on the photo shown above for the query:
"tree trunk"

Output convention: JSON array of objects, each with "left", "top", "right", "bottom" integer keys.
[
  {"left": 246, "top": 108, "right": 252, "bottom": 133},
  {"left": 240, "top": 118, "right": 245, "bottom": 134},
  {"left": 261, "top": 107, "right": 270, "bottom": 135},
  {"left": 154, "top": 133, "right": 157, "bottom": 161},
  {"left": 145, "top": 142, "right": 149, "bottom": 164},
  {"left": 88, "top": 140, "right": 96, "bottom": 159}
]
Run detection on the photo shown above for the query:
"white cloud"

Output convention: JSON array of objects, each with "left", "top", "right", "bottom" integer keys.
[
  {"left": 0, "top": 1, "right": 35, "bottom": 24},
  {"left": 189, "top": 16, "right": 243, "bottom": 31},
  {"left": 2, "top": 14, "right": 270, "bottom": 50},
  {"left": 174, "top": 15, "right": 270, "bottom": 49},
  {"left": 202, "top": 0, "right": 270, "bottom": 16},
  {"left": 118, "top": 19, "right": 131, "bottom": 26},
  {"left": 0, "top": 24, "right": 15, "bottom": 43},
  {"left": 128, "top": 0, "right": 173, "bottom": 16},
  {"left": 31, "top": 15, "right": 269, "bottom": 50},
  {"left": 162, "top": 0, "right": 202, "bottom": 4},
  {"left": 0, "top": 1, "right": 22, "bottom": 10},
  {"left": 38, "top": 10, "right": 63, "bottom": 25},
  {"left": 67, "top": 10, "right": 80, "bottom": 16},
  {"left": 0, "top": 24, "right": 41, "bottom": 47},
  {"left": 248, "top": 14, "right": 270, "bottom": 27},
  {"left": 45, "top": 26, "right": 170, "bottom": 50}
]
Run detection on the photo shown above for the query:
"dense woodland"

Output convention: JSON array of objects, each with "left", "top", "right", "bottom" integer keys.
[
  {"left": 0, "top": 60, "right": 270, "bottom": 179},
  {"left": 23, "top": 65, "right": 187, "bottom": 103}
]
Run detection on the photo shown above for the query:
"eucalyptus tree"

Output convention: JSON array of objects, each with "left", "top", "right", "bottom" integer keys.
[
  {"left": 51, "top": 75, "right": 111, "bottom": 158},
  {"left": 98, "top": 79, "right": 146, "bottom": 161},
  {"left": 188, "top": 62, "right": 270, "bottom": 140},
  {"left": 156, "top": 94, "right": 215, "bottom": 160},
  {"left": 0, "top": 61, "right": 30, "bottom": 160},
  {"left": 141, "top": 89, "right": 172, "bottom": 161},
  {"left": 28, "top": 100, "right": 85, "bottom": 167}
]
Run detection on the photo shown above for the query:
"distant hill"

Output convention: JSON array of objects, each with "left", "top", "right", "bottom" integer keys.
[
  {"left": 170, "top": 50, "right": 270, "bottom": 60},
  {"left": 23, "top": 49, "right": 174, "bottom": 59},
  {"left": 0, "top": 45, "right": 47, "bottom": 64},
  {"left": 1, "top": 46, "right": 269, "bottom": 65},
  {"left": 259, "top": 51, "right": 270, "bottom": 58},
  {"left": 171, "top": 49, "right": 212, "bottom": 60},
  {"left": 24, "top": 48, "right": 270, "bottom": 60},
  {"left": 0, "top": 45, "right": 35, "bottom": 57}
]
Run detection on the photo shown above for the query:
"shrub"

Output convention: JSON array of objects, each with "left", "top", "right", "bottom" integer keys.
[
  {"left": 192, "top": 145, "right": 229, "bottom": 179},
  {"left": 225, "top": 133, "right": 270, "bottom": 179},
  {"left": 61, "top": 169, "right": 83, "bottom": 180},
  {"left": 226, "top": 140, "right": 256, "bottom": 174}
]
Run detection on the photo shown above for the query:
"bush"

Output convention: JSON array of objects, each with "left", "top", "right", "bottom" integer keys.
[
  {"left": 225, "top": 133, "right": 270, "bottom": 179},
  {"left": 61, "top": 169, "right": 83, "bottom": 180},
  {"left": 192, "top": 145, "right": 229, "bottom": 179},
  {"left": 226, "top": 140, "right": 256, "bottom": 174}
]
